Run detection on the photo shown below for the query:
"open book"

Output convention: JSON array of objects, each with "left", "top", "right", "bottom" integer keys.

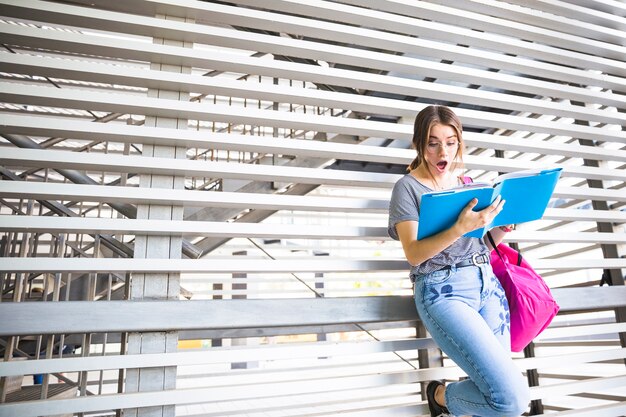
[{"left": 417, "top": 167, "right": 563, "bottom": 239}]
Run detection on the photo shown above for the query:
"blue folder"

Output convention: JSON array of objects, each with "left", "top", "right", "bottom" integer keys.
[{"left": 417, "top": 167, "right": 563, "bottom": 240}]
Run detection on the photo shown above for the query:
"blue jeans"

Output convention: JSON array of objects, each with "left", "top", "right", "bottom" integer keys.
[{"left": 413, "top": 263, "right": 530, "bottom": 417}]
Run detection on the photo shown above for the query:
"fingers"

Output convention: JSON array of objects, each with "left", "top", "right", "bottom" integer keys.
[
  {"left": 478, "top": 196, "right": 505, "bottom": 223},
  {"left": 493, "top": 195, "right": 505, "bottom": 213},
  {"left": 484, "top": 195, "right": 504, "bottom": 213},
  {"left": 457, "top": 196, "right": 505, "bottom": 235},
  {"left": 463, "top": 198, "right": 478, "bottom": 212}
]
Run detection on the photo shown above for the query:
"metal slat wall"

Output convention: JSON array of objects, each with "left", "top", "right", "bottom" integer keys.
[{"left": 0, "top": 0, "right": 624, "bottom": 416}]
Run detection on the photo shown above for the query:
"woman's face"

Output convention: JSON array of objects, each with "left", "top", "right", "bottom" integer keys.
[{"left": 423, "top": 123, "right": 459, "bottom": 177}]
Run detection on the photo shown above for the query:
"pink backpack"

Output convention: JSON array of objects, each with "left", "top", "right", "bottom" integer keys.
[
  {"left": 462, "top": 176, "right": 559, "bottom": 351},
  {"left": 487, "top": 234, "right": 560, "bottom": 351}
]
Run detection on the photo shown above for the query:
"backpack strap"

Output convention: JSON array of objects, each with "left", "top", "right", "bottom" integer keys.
[
  {"left": 486, "top": 231, "right": 504, "bottom": 261},
  {"left": 487, "top": 231, "right": 524, "bottom": 266}
]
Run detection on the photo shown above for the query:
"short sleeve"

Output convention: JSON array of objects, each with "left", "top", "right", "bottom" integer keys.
[{"left": 387, "top": 177, "right": 421, "bottom": 240}]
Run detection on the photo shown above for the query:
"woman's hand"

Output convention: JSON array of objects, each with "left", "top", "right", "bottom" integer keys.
[
  {"left": 455, "top": 196, "right": 505, "bottom": 235},
  {"left": 396, "top": 196, "right": 505, "bottom": 267}
]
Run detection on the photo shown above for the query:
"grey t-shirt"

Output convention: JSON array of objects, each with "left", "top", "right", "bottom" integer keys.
[{"left": 388, "top": 174, "right": 488, "bottom": 277}]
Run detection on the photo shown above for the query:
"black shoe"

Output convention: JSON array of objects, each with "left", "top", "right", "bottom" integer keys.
[{"left": 426, "top": 380, "right": 451, "bottom": 417}]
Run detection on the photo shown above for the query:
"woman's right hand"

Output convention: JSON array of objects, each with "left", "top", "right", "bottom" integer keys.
[
  {"left": 455, "top": 196, "right": 505, "bottom": 236},
  {"left": 397, "top": 196, "right": 505, "bottom": 266}
]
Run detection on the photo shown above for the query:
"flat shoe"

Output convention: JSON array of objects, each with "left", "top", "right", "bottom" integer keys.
[{"left": 426, "top": 380, "right": 451, "bottom": 417}]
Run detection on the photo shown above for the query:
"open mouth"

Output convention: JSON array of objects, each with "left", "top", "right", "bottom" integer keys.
[{"left": 437, "top": 161, "right": 448, "bottom": 170}]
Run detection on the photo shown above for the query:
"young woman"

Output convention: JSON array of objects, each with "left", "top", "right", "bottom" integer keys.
[{"left": 388, "top": 105, "right": 530, "bottom": 416}]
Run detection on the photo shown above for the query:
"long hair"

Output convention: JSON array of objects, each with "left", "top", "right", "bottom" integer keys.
[{"left": 408, "top": 105, "right": 464, "bottom": 172}]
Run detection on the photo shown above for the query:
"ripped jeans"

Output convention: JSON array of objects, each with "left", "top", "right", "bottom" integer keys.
[{"left": 413, "top": 262, "right": 530, "bottom": 417}]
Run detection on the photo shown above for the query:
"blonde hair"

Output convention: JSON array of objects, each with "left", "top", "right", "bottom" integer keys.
[{"left": 408, "top": 105, "right": 464, "bottom": 172}]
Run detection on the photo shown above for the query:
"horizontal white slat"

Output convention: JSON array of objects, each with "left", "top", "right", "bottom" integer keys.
[
  {"left": 183, "top": 392, "right": 423, "bottom": 417},
  {"left": 542, "top": 208, "right": 626, "bottom": 223},
  {"left": 0, "top": 296, "right": 418, "bottom": 335},
  {"left": 61, "top": 0, "right": 626, "bottom": 80},
  {"left": 0, "top": 370, "right": 430, "bottom": 417},
  {"left": 547, "top": 186, "right": 625, "bottom": 203},
  {"left": 1, "top": 148, "right": 625, "bottom": 189},
  {"left": 5, "top": 0, "right": 625, "bottom": 85},
  {"left": 535, "top": 401, "right": 626, "bottom": 417},
  {"left": 2, "top": 359, "right": 625, "bottom": 417},
  {"left": 0, "top": 215, "right": 389, "bottom": 240},
  {"left": 1, "top": 344, "right": 623, "bottom": 401},
  {"left": 225, "top": 0, "right": 626, "bottom": 71},
  {"left": 0, "top": 182, "right": 390, "bottom": 213},
  {"left": 465, "top": 133, "right": 626, "bottom": 163},
  {"left": 0, "top": 114, "right": 414, "bottom": 165},
  {"left": 2, "top": 181, "right": 625, "bottom": 221},
  {"left": 2, "top": 216, "right": 626, "bottom": 244},
  {"left": 1, "top": 10, "right": 625, "bottom": 127},
  {"left": 0, "top": 257, "right": 407, "bottom": 273},
  {"left": 425, "top": 0, "right": 625, "bottom": 45},
  {"left": 1, "top": 256, "right": 625, "bottom": 273},
  {"left": 504, "top": 0, "right": 626, "bottom": 33},
  {"left": 554, "top": 0, "right": 626, "bottom": 20},
  {"left": 337, "top": 0, "right": 626, "bottom": 62},
  {"left": 530, "top": 375, "right": 626, "bottom": 400},
  {"left": 517, "top": 349, "right": 626, "bottom": 373},
  {"left": 2, "top": 345, "right": 624, "bottom": 391},
  {"left": 2, "top": 23, "right": 625, "bottom": 116},
  {"left": 4, "top": 53, "right": 626, "bottom": 129},
  {"left": 3, "top": 10, "right": 625, "bottom": 104},
  {"left": 1, "top": 113, "right": 624, "bottom": 164},
  {"left": 0, "top": 82, "right": 413, "bottom": 141},
  {"left": 3, "top": 81, "right": 626, "bottom": 147},
  {"left": 1, "top": 307, "right": 625, "bottom": 375},
  {"left": 503, "top": 231, "right": 626, "bottom": 245},
  {"left": 0, "top": 147, "right": 402, "bottom": 189},
  {"left": 536, "top": 322, "right": 626, "bottom": 341},
  {"left": 1, "top": 290, "right": 625, "bottom": 334},
  {"left": 0, "top": 339, "right": 426, "bottom": 377},
  {"left": 509, "top": 258, "right": 626, "bottom": 270},
  {"left": 1, "top": 373, "right": 624, "bottom": 417},
  {"left": 171, "top": 0, "right": 626, "bottom": 76},
  {"left": 3, "top": 343, "right": 624, "bottom": 390},
  {"left": 469, "top": 161, "right": 626, "bottom": 183}
]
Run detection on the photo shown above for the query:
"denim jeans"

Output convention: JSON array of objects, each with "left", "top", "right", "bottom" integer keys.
[{"left": 413, "top": 262, "right": 530, "bottom": 417}]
